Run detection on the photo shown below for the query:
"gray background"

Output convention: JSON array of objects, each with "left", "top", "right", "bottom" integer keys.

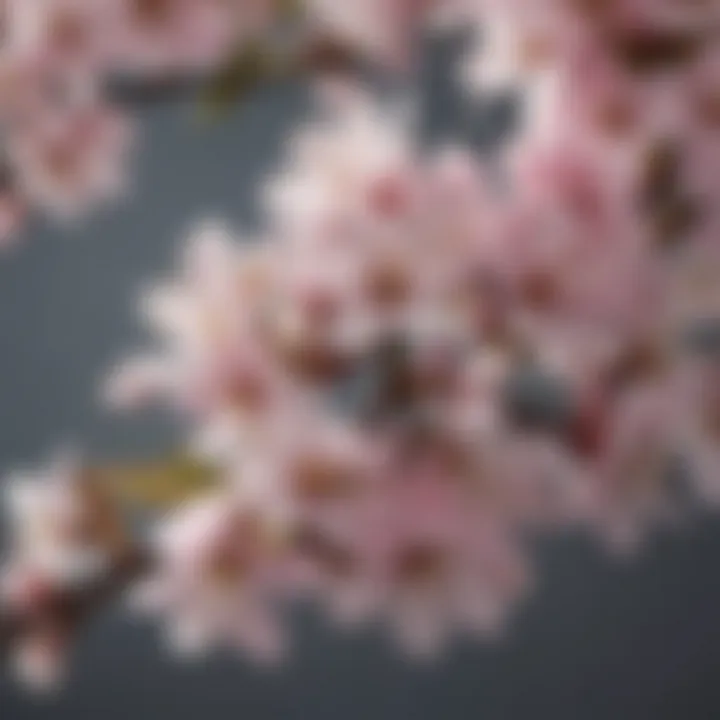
[{"left": 2, "top": 48, "right": 720, "bottom": 719}]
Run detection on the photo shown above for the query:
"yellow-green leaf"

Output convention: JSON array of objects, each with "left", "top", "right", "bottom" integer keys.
[{"left": 105, "top": 455, "right": 219, "bottom": 511}]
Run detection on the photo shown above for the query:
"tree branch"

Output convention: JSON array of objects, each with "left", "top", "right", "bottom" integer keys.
[{"left": 0, "top": 547, "right": 150, "bottom": 672}]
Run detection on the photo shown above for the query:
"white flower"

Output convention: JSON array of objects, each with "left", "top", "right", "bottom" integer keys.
[{"left": 4, "top": 451, "right": 125, "bottom": 588}]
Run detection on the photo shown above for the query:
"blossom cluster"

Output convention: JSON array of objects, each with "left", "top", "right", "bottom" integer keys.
[
  {"left": 0, "top": 0, "right": 718, "bottom": 692},
  {"left": 103, "top": 75, "right": 717, "bottom": 663},
  {"left": 0, "top": 0, "right": 266, "bottom": 241},
  {"left": 0, "top": 0, "right": 434, "bottom": 245}
]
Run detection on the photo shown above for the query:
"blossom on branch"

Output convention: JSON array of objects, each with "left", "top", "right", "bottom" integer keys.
[{"left": 1, "top": 0, "right": 720, "bottom": 691}]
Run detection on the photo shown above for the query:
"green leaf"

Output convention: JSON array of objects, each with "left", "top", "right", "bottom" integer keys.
[
  {"left": 105, "top": 455, "right": 219, "bottom": 510},
  {"left": 198, "top": 43, "right": 278, "bottom": 121},
  {"left": 276, "top": 0, "right": 304, "bottom": 22}
]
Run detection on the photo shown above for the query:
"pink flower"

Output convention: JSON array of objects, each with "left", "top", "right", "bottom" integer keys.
[
  {"left": 502, "top": 130, "right": 666, "bottom": 356},
  {"left": 547, "top": 350, "right": 690, "bottom": 552},
  {"left": 2, "top": 452, "right": 127, "bottom": 587},
  {"left": 458, "top": 2, "right": 566, "bottom": 95},
  {"left": 106, "top": 222, "right": 291, "bottom": 424},
  {"left": 302, "top": 0, "right": 436, "bottom": 68},
  {"left": 111, "top": 0, "right": 272, "bottom": 75},
  {"left": 131, "top": 492, "right": 287, "bottom": 662},
  {"left": 9, "top": 101, "right": 133, "bottom": 219},
  {"left": 313, "top": 477, "right": 530, "bottom": 657},
  {"left": 7, "top": 0, "right": 119, "bottom": 74},
  {"left": 265, "top": 84, "right": 417, "bottom": 241},
  {"left": 0, "top": 452, "right": 128, "bottom": 689}
]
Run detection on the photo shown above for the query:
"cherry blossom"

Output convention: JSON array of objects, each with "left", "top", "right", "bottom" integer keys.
[
  {"left": 1, "top": 452, "right": 129, "bottom": 688},
  {"left": 302, "top": 0, "right": 437, "bottom": 69},
  {"left": 111, "top": 0, "right": 273, "bottom": 76},
  {"left": 9, "top": 101, "right": 133, "bottom": 219},
  {"left": 131, "top": 492, "right": 287, "bottom": 662},
  {"left": 1, "top": 0, "right": 720, "bottom": 690},
  {"left": 3, "top": 453, "right": 127, "bottom": 585}
]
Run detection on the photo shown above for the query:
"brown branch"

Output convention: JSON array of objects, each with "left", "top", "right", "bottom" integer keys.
[
  {"left": 0, "top": 453, "right": 218, "bottom": 678},
  {"left": 105, "top": 33, "right": 364, "bottom": 112},
  {"left": 0, "top": 547, "right": 151, "bottom": 672}
]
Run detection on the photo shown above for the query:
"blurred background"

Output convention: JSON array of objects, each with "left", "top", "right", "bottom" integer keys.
[{"left": 2, "top": 47, "right": 720, "bottom": 720}]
